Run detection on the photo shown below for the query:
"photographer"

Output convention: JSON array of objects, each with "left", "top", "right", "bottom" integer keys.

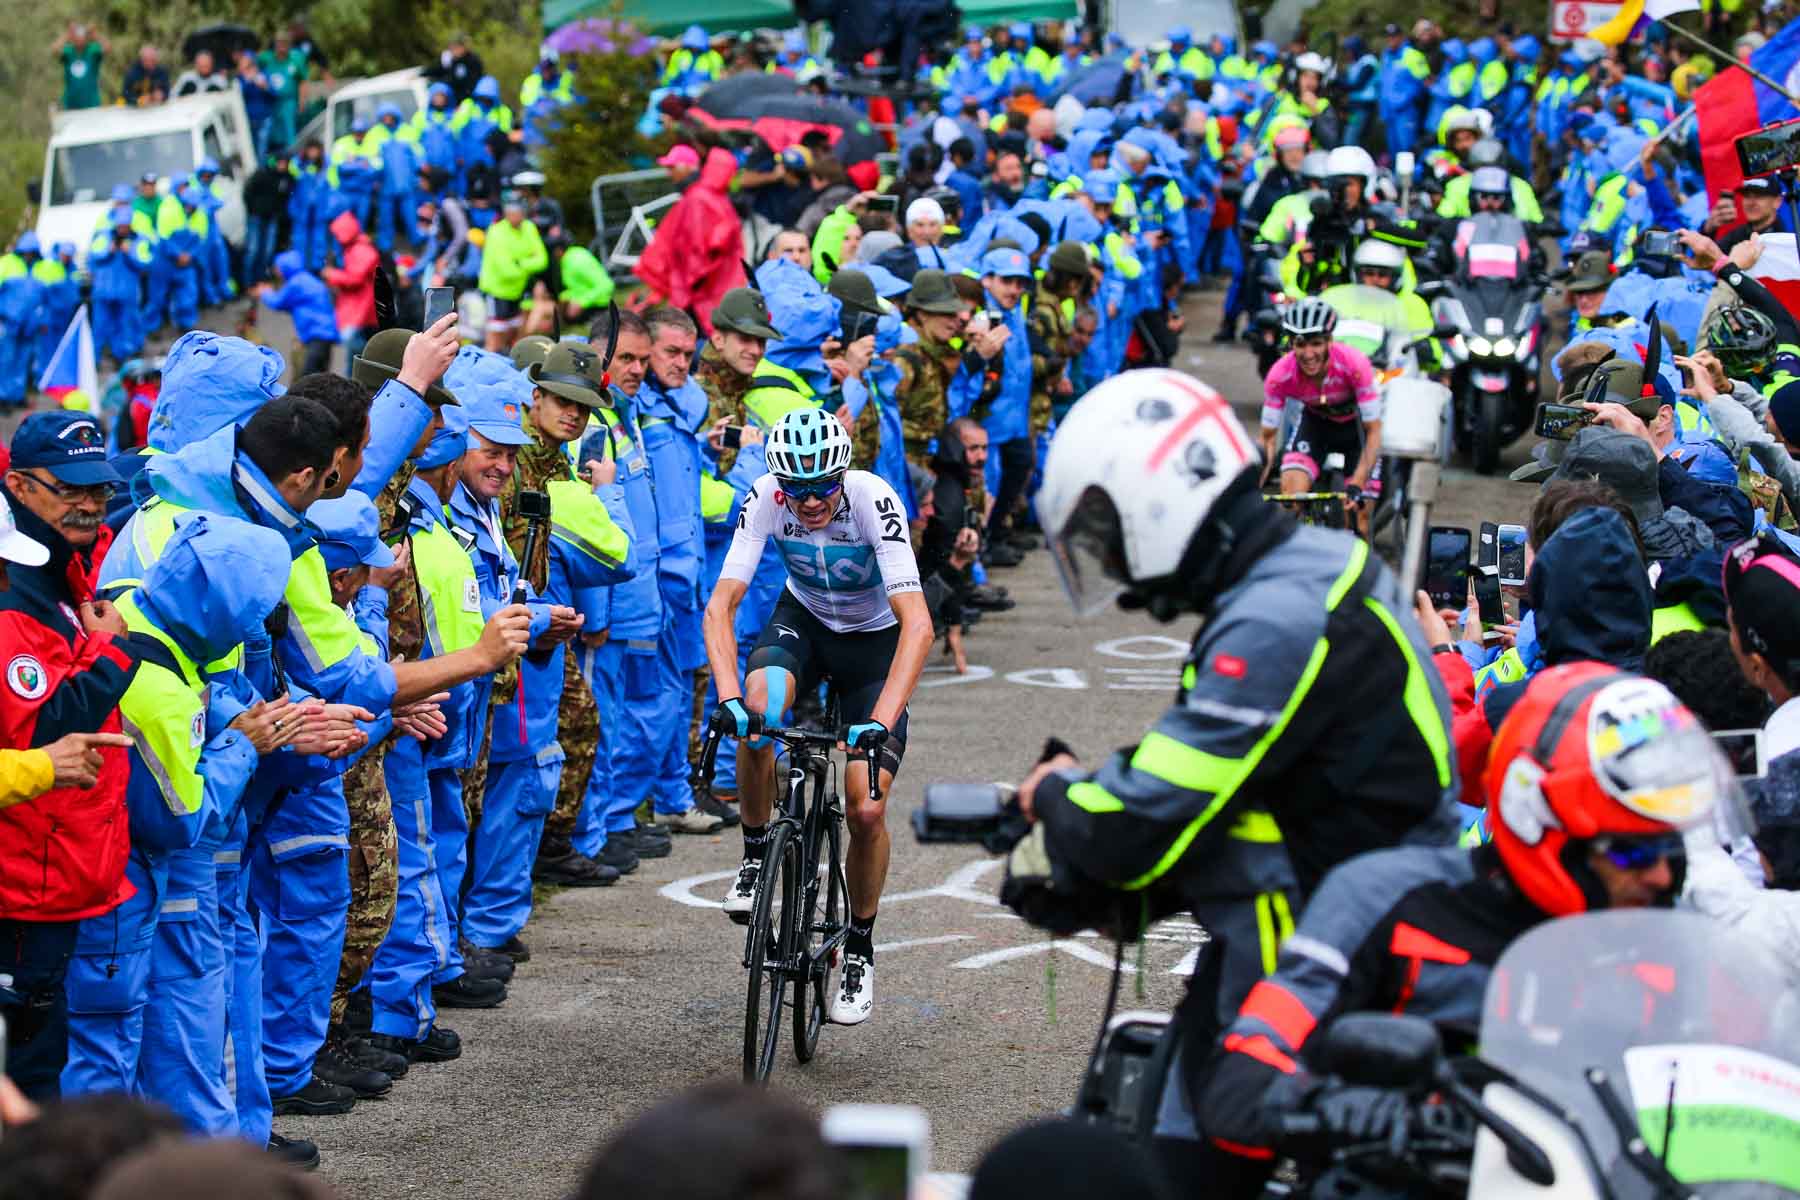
[
  {"left": 1282, "top": 147, "right": 1425, "bottom": 297},
  {"left": 921, "top": 418, "right": 1008, "bottom": 615}
]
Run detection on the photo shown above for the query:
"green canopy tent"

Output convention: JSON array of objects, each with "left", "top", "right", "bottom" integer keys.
[{"left": 544, "top": 0, "right": 1076, "bottom": 35}]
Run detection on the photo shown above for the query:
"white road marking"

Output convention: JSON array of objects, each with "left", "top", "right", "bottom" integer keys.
[
  {"left": 1002, "top": 667, "right": 1087, "bottom": 689},
  {"left": 1093, "top": 635, "right": 1190, "bottom": 660},
  {"left": 875, "top": 935, "right": 977, "bottom": 953},
  {"left": 917, "top": 664, "right": 994, "bottom": 688},
  {"left": 952, "top": 939, "right": 1135, "bottom": 972},
  {"left": 664, "top": 858, "right": 1004, "bottom": 911}
]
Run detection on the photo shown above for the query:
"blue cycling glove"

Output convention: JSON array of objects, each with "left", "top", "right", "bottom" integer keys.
[
  {"left": 846, "top": 720, "right": 888, "bottom": 751},
  {"left": 714, "top": 698, "right": 753, "bottom": 739}
]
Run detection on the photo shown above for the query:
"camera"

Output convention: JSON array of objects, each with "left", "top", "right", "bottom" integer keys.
[
  {"left": 841, "top": 308, "right": 880, "bottom": 345},
  {"left": 516, "top": 489, "right": 552, "bottom": 522},
  {"left": 721, "top": 424, "right": 743, "bottom": 450},
  {"left": 1533, "top": 402, "right": 1593, "bottom": 441},
  {"left": 1640, "top": 229, "right": 1681, "bottom": 259}
]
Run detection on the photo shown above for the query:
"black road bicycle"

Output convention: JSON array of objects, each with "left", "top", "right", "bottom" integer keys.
[{"left": 692, "top": 689, "right": 882, "bottom": 1083}]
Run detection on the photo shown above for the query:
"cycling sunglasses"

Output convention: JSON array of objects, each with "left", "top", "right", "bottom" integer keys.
[
  {"left": 778, "top": 476, "right": 844, "bottom": 502},
  {"left": 1591, "top": 834, "right": 1686, "bottom": 871}
]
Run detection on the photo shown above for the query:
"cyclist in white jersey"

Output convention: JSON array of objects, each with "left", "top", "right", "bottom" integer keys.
[{"left": 703, "top": 409, "right": 934, "bottom": 1025}]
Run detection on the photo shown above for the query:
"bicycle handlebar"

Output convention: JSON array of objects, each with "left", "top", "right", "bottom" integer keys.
[{"left": 691, "top": 717, "right": 884, "bottom": 806}]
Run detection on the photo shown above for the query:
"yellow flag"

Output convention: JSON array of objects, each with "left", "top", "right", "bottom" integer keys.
[{"left": 1589, "top": 0, "right": 1645, "bottom": 47}]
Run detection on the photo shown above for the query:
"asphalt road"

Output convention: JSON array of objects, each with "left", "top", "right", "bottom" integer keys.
[{"left": 285, "top": 287, "right": 1547, "bottom": 1197}]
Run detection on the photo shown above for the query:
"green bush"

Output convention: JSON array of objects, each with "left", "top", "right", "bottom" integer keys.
[{"left": 536, "top": 15, "right": 662, "bottom": 247}]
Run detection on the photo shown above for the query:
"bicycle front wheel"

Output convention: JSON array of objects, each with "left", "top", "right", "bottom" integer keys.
[
  {"left": 743, "top": 822, "right": 798, "bottom": 1083},
  {"left": 794, "top": 809, "right": 847, "bottom": 1063}
]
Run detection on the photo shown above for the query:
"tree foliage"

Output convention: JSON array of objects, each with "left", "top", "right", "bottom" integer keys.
[{"left": 535, "top": 15, "right": 663, "bottom": 248}]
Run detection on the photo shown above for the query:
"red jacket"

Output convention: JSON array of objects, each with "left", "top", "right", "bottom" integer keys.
[
  {"left": 1432, "top": 649, "right": 1494, "bottom": 809},
  {"left": 636, "top": 147, "right": 746, "bottom": 335},
  {"left": 0, "top": 496, "right": 140, "bottom": 922},
  {"left": 323, "top": 212, "right": 378, "bottom": 331}
]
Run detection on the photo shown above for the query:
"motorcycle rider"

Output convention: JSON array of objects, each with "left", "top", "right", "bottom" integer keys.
[
  {"left": 1189, "top": 662, "right": 1721, "bottom": 1196},
  {"left": 1006, "top": 367, "right": 1458, "bottom": 1051},
  {"left": 1323, "top": 240, "right": 1438, "bottom": 371},
  {"left": 1283, "top": 146, "right": 1426, "bottom": 297},
  {"left": 1436, "top": 138, "right": 1545, "bottom": 223}
]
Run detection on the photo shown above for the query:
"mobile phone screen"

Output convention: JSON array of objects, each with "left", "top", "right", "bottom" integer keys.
[
  {"left": 1424, "top": 526, "right": 1472, "bottom": 611},
  {"left": 424, "top": 286, "right": 455, "bottom": 330},
  {"left": 1712, "top": 728, "right": 1766, "bottom": 779},
  {"left": 722, "top": 425, "right": 742, "bottom": 449},
  {"left": 1498, "top": 525, "right": 1527, "bottom": 587},
  {"left": 839, "top": 1143, "right": 913, "bottom": 1200},
  {"left": 1534, "top": 403, "right": 1591, "bottom": 441}
]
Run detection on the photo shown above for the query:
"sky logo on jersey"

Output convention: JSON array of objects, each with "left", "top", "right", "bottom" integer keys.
[{"left": 779, "top": 540, "right": 881, "bottom": 590}]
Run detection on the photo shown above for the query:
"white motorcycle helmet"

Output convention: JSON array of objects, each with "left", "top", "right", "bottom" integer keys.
[
  {"left": 1325, "top": 145, "right": 1377, "bottom": 192},
  {"left": 1038, "top": 369, "right": 1258, "bottom": 617},
  {"left": 1352, "top": 239, "right": 1408, "bottom": 291},
  {"left": 1293, "top": 51, "right": 1333, "bottom": 82}
]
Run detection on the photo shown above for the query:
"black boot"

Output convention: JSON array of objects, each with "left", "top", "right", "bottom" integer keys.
[
  {"left": 272, "top": 1075, "right": 358, "bottom": 1117},
  {"left": 313, "top": 1035, "right": 393, "bottom": 1099},
  {"left": 432, "top": 974, "right": 507, "bottom": 1009},
  {"left": 267, "top": 1133, "right": 321, "bottom": 1170}
]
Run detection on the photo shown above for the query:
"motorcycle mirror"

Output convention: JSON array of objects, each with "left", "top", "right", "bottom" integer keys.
[{"left": 1315, "top": 1014, "right": 1442, "bottom": 1091}]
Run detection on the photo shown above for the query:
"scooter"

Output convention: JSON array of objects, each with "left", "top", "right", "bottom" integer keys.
[{"left": 1426, "top": 212, "right": 1548, "bottom": 475}]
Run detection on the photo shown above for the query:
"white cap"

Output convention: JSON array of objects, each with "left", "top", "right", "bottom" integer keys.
[
  {"left": 0, "top": 494, "right": 49, "bottom": 567},
  {"left": 905, "top": 197, "right": 945, "bottom": 226}
]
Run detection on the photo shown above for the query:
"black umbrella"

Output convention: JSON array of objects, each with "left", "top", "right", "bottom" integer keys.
[
  {"left": 695, "top": 72, "right": 801, "bottom": 116},
  {"left": 1049, "top": 54, "right": 1135, "bottom": 107},
  {"left": 182, "top": 23, "right": 260, "bottom": 64}
]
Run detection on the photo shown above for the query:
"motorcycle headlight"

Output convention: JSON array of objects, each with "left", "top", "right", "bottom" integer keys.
[
  {"left": 1492, "top": 337, "right": 1516, "bottom": 357},
  {"left": 1468, "top": 336, "right": 1494, "bottom": 356}
]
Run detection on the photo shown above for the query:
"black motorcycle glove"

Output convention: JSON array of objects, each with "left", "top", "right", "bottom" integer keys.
[{"left": 1283, "top": 1084, "right": 1412, "bottom": 1157}]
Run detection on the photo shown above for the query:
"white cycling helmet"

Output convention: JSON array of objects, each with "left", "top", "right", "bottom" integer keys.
[
  {"left": 1038, "top": 369, "right": 1256, "bottom": 615},
  {"left": 766, "top": 408, "right": 853, "bottom": 481},
  {"left": 1281, "top": 296, "right": 1339, "bottom": 338},
  {"left": 1300, "top": 150, "right": 1331, "bottom": 184},
  {"left": 1325, "top": 145, "right": 1376, "bottom": 190}
]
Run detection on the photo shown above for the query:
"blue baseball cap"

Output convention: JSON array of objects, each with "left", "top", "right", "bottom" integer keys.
[
  {"left": 464, "top": 389, "right": 534, "bottom": 447},
  {"left": 980, "top": 247, "right": 1032, "bottom": 279},
  {"left": 8, "top": 411, "right": 118, "bottom": 486},
  {"left": 309, "top": 492, "right": 395, "bottom": 571},
  {"left": 416, "top": 405, "right": 470, "bottom": 470}
]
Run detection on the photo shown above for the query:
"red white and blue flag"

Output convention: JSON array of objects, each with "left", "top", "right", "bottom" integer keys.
[
  {"left": 1695, "top": 21, "right": 1800, "bottom": 201},
  {"left": 36, "top": 305, "right": 98, "bottom": 410}
]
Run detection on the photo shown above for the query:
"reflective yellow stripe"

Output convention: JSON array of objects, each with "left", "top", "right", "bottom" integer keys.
[
  {"left": 1271, "top": 890, "right": 1294, "bottom": 942},
  {"left": 1181, "top": 663, "right": 1195, "bottom": 690},
  {"left": 1121, "top": 636, "right": 1331, "bottom": 891},
  {"left": 413, "top": 521, "right": 486, "bottom": 658},
  {"left": 1325, "top": 539, "right": 1368, "bottom": 612},
  {"left": 1362, "top": 597, "right": 1453, "bottom": 788},
  {"left": 286, "top": 547, "right": 368, "bottom": 672},
  {"left": 1254, "top": 893, "right": 1279, "bottom": 976},
  {"left": 1067, "top": 781, "right": 1124, "bottom": 813},
  {"left": 545, "top": 479, "right": 629, "bottom": 568},
  {"left": 1130, "top": 730, "right": 1239, "bottom": 793},
  {"left": 1228, "top": 810, "right": 1283, "bottom": 843}
]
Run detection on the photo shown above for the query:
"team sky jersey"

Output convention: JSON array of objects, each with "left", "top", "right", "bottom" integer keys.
[
  {"left": 720, "top": 470, "right": 922, "bottom": 634},
  {"left": 1260, "top": 341, "right": 1382, "bottom": 429}
]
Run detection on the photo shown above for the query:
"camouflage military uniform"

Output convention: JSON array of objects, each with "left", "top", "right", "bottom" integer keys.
[
  {"left": 1027, "top": 286, "right": 1078, "bottom": 436},
  {"left": 331, "top": 466, "right": 416, "bottom": 1026},
  {"left": 891, "top": 331, "right": 962, "bottom": 469},
  {"left": 502, "top": 432, "right": 600, "bottom": 845},
  {"left": 695, "top": 342, "right": 754, "bottom": 474}
]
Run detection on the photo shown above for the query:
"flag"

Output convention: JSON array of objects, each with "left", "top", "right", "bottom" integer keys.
[
  {"left": 35, "top": 305, "right": 97, "bottom": 411},
  {"left": 1751, "top": 234, "right": 1800, "bottom": 320},
  {"left": 1589, "top": 0, "right": 1646, "bottom": 48},
  {"left": 1695, "top": 21, "right": 1800, "bottom": 200},
  {"left": 1644, "top": 0, "right": 1700, "bottom": 18}
]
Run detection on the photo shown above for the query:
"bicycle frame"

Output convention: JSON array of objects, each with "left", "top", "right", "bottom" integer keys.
[{"left": 691, "top": 695, "right": 883, "bottom": 1082}]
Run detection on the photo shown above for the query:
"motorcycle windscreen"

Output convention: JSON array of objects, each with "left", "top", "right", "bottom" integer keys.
[{"left": 1475, "top": 910, "right": 1800, "bottom": 1197}]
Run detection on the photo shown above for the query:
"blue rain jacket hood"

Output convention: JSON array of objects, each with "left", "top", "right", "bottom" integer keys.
[
  {"left": 445, "top": 344, "right": 535, "bottom": 414},
  {"left": 1468, "top": 38, "right": 1497, "bottom": 65},
  {"left": 682, "top": 25, "right": 708, "bottom": 50},
  {"left": 136, "top": 512, "right": 292, "bottom": 665},
  {"left": 1528, "top": 506, "right": 1651, "bottom": 670},
  {"left": 141, "top": 425, "right": 316, "bottom": 560},
  {"left": 147, "top": 332, "right": 288, "bottom": 451}
]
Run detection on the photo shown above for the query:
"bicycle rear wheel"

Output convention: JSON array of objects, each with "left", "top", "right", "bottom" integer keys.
[
  {"left": 794, "top": 808, "right": 847, "bottom": 1063},
  {"left": 743, "top": 823, "right": 798, "bottom": 1082}
]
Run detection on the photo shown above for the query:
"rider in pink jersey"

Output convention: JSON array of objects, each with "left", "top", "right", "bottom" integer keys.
[{"left": 1259, "top": 297, "right": 1383, "bottom": 502}]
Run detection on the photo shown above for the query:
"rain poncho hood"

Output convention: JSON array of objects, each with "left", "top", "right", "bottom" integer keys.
[
  {"left": 146, "top": 332, "right": 288, "bottom": 452},
  {"left": 135, "top": 512, "right": 291, "bottom": 665},
  {"left": 1527, "top": 506, "right": 1651, "bottom": 670}
]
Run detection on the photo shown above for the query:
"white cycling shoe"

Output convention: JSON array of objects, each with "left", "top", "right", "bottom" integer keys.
[
  {"left": 829, "top": 953, "right": 874, "bottom": 1025},
  {"left": 722, "top": 857, "right": 760, "bottom": 923}
]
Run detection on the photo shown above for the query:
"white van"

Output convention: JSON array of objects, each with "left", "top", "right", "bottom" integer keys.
[
  {"left": 35, "top": 91, "right": 256, "bottom": 262},
  {"left": 295, "top": 68, "right": 430, "bottom": 152}
]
